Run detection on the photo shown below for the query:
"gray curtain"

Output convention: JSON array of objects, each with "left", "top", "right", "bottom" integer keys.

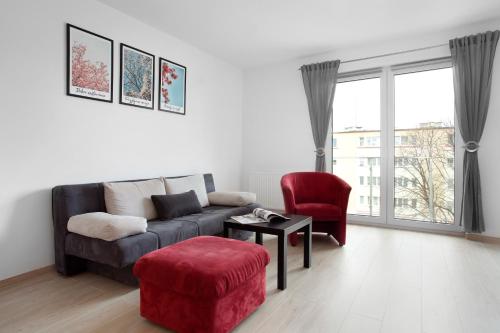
[
  {"left": 450, "top": 31, "right": 499, "bottom": 233},
  {"left": 301, "top": 60, "right": 340, "bottom": 172}
]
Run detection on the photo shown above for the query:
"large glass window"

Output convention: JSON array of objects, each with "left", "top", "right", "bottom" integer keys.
[
  {"left": 332, "top": 77, "right": 381, "bottom": 217},
  {"left": 331, "top": 60, "right": 457, "bottom": 229},
  {"left": 394, "top": 68, "right": 455, "bottom": 224}
]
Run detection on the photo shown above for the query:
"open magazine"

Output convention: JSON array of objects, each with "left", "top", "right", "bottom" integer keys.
[{"left": 230, "top": 208, "right": 290, "bottom": 224}]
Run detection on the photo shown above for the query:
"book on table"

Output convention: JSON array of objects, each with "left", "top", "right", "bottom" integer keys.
[{"left": 230, "top": 208, "right": 290, "bottom": 224}]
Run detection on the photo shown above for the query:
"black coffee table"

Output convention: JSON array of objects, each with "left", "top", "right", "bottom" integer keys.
[{"left": 223, "top": 214, "right": 312, "bottom": 290}]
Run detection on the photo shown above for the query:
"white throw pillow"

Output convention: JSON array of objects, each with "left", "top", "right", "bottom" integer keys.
[
  {"left": 207, "top": 191, "right": 257, "bottom": 207},
  {"left": 163, "top": 174, "right": 209, "bottom": 207},
  {"left": 104, "top": 178, "right": 166, "bottom": 220},
  {"left": 67, "top": 212, "right": 147, "bottom": 241}
]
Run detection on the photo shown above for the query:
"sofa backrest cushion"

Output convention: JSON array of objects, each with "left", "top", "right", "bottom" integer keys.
[
  {"left": 281, "top": 172, "right": 350, "bottom": 205},
  {"left": 104, "top": 178, "right": 165, "bottom": 220},
  {"left": 163, "top": 174, "right": 210, "bottom": 207},
  {"left": 207, "top": 191, "right": 257, "bottom": 207}
]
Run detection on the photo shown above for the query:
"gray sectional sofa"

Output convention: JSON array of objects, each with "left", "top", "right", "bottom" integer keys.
[{"left": 52, "top": 174, "right": 258, "bottom": 285}]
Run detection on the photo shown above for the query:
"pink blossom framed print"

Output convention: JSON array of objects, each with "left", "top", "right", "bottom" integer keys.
[
  {"left": 66, "top": 24, "right": 113, "bottom": 103},
  {"left": 159, "top": 58, "right": 186, "bottom": 115},
  {"left": 120, "top": 44, "right": 155, "bottom": 110}
]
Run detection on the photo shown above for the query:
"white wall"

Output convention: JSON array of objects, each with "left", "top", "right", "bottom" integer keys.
[
  {"left": 0, "top": 0, "right": 244, "bottom": 280},
  {"left": 242, "top": 18, "right": 500, "bottom": 237}
]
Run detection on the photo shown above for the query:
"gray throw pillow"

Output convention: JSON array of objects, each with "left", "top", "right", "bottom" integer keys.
[{"left": 151, "top": 190, "right": 203, "bottom": 220}]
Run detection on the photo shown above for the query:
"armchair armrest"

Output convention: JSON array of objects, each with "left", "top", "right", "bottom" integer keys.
[
  {"left": 280, "top": 179, "right": 297, "bottom": 214},
  {"left": 329, "top": 174, "right": 352, "bottom": 214}
]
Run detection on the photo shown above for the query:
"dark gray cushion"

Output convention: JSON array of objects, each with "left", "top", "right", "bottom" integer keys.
[
  {"left": 151, "top": 190, "right": 202, "bottom": 220},
  {"left": 147, "top": 220, "right": 199, "bottom": 247},
  {"left": 171, "top": 203, "right": 261, "bottom": 236},
  {"left": 173, "top": 212, "right": 226, "bottom": 235},
  {"left": 202, "top": 203, "right": 261, "bottom": 218},
  {"left": 65, "top": 231, "right": 158, "bottom": 268}
]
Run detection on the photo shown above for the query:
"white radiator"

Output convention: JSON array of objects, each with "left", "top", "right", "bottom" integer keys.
[{"left": 248, "top": 173, "right": 284, "bottom": 210}]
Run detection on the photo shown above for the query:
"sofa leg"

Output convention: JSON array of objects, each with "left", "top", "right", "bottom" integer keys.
[{"left": 288, "top": 232, "right": 299, "bottom": 246}]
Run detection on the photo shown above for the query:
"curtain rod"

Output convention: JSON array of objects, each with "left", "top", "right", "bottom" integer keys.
[{"left": 298, "top": 42, "right": 448, "bottom": 70}]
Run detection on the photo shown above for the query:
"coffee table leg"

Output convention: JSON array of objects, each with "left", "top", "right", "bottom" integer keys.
[
  {"left": 255, "top": 232, "right": 263, "bottom": 245},
  {"left": 278, "top": 233, "right": 287, "bottom": 290},
  {"left": 304, "top": 223, "right": 311, "bottom": 268},
  {"left": 223, "top": 225, "right": 229, "bottom": 238}
]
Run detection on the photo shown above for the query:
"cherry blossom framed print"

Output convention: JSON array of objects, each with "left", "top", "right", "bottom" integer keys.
[
  {"left": 66, "top": 24, "right": 113, "bottom": 103},
  {"left": 120, "top": 44, "right": 155, "bottom": 109},
  {"left": 159, "top": 58, "right": 186, "bottom": 115}
]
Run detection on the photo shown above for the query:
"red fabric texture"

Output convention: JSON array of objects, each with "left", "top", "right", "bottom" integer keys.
[
  {"left": 295, "top": 203, "right": 341, "bottom": 221},
  {"left": 281, "top": 172, "right": 351, "bottom": 246},
  {"left": 133, "top": 236, "right": 270, "bottom": 333}
]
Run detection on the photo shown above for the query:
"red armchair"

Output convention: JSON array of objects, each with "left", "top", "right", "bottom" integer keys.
[{"left": 281, "top": 172, "right": 351, "bottom": 246}]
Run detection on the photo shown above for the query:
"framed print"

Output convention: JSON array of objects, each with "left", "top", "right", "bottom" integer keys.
[
  {"left": 120, "top": 44, "right": 155, "bottom": 109},
  {"left": 159, "top": 58, "right": 186, "bottom": 115},
  {"left": 66, "top": 24, "right": 113, "bottom": 102}
]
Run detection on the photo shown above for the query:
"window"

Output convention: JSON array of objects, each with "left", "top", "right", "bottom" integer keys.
[
  {"left": 332, "top": 60, "right": 456, "bottom": 228},
  {"left": 332, "top": 60, "right": 457, "bottom": 230},
  {"left": 332, "top": 77, "right": 381, "bottom": 217},
  {"left": 411, "top": 199, "right": 417, "bottom": 209},
  {"left": 368, "top": 157, "right": 379, "bottom": 166},
  {"left": 394, "top": 66, "right": 455, "bottom": 224},
  {"left": 367, "top": 176, "right": 380, "bottom": 186},
  {"left": 366, "top": 136, "right": 380, "bottom": 146},
  {"left": 448, "top": 133, "right": 454, "bottom": 146},
  {"left": 395, "top": 177, "right": 410, "bottom": 188}
]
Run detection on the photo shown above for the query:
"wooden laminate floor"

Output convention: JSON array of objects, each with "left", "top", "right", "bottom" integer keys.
[{"left": 2, "top": 225, "right": 500, "bottom": 333}]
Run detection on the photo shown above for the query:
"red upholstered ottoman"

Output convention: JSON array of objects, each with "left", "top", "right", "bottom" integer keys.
[{"left": 133, "top": 236, "right": 270, "bottom": 333}]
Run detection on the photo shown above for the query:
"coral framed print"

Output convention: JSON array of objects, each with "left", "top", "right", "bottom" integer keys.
[
  {"left": 66, "top": 24, "right": 113, "bottom": 102},
  {"left": 159, "top": 58, "right": 186, "bottom": 115},
  {"left": 120, "top": 44, "right": 155, "bottom": 109}
]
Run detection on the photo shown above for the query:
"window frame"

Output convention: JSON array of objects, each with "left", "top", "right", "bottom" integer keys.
[
  {"left": 388, "top": 58, "right": 462, "bottom": 232},
  {"left": 328, "top": 69, "right": 386, "bottom": 224},
  {"left": 329, "top": 57, "right": 463, "bottom": 232}
]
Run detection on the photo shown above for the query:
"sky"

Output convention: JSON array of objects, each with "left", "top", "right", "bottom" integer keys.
[
  {"left": 163, "top": 62, "right": 185, "bottom": 107},
  {"left": 332, "top": 67, "right": 455, "bottom": 132},
  {"left": 71, "top": 27, "right": 111, "bottom": 68}
]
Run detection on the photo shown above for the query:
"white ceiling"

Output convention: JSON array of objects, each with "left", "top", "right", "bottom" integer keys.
[{"left": 98, "top": 0, "right": 500, "bottom": 68}]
